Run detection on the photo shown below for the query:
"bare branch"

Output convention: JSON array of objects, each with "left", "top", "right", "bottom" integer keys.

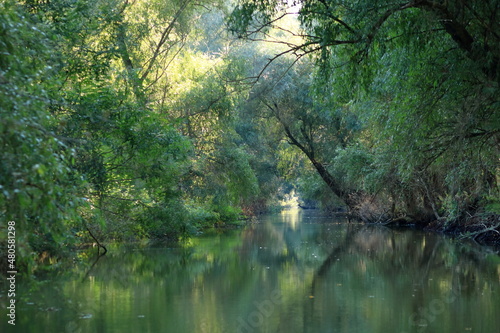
[{"left": 140, "top": 0, "right": 192, "bottom": 82}]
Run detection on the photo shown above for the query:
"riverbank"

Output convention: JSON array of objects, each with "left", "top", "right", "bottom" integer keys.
[
  {"left": 378, "top": 213, "right": 500, "bottom": 251},
  {"left": 424, "top": 216, "right": 500, "bottom": 250}
]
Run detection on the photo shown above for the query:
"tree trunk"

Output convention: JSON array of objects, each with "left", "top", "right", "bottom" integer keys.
[{"left": 272, "top": 103, "right": 358, "bottom": 209}]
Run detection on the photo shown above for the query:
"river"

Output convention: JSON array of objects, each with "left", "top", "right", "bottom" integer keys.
[{"left": 2, "top": 208, "right": 500, "bottom": 332}]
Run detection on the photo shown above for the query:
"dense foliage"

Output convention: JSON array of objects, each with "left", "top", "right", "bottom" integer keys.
[
  {"left": 0, "top": 0, "right": 499, "bottom": 274},
  {"left": 228, "top": 1, "right": 499, "bottom": 229},
  {"left": 0, "top": 0, "right": 284, "bottom": 274}
]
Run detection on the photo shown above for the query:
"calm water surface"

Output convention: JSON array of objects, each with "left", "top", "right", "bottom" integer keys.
[{"left": 2, "top": 209, "right": 500, "bottom": 333}]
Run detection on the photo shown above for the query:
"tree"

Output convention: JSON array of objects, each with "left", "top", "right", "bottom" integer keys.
[
  {"left": 246, "top": 58, "right": 361, "bottom": 209},
  {"left": 228, "top": 0, "right": 500, "bottom": 225},
  {"left": 0, "top": 1, "right": 85, "bottom": 271}
]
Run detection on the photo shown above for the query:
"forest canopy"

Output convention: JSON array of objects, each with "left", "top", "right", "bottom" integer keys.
[
  {"left": 228, "top": 0, "right": 500, "bottom": 226},
  {"left": 0, "top": 0, "right": 499, "bottom": 274}
]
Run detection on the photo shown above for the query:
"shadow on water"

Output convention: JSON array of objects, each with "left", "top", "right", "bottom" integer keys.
[{"left": 2, "top": 209, "right": 499, "bottom": 333}]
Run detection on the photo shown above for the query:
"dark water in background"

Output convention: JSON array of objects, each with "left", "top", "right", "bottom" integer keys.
[{"left": 2, "top": 208, "right": 499, "bottom": 332}]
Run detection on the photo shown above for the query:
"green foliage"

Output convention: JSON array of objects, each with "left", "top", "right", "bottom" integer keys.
[
  {"left": 483, "top": 195, "right": 500, "bottom": 215},
  {"left": 138, "top": 199, "right": 192, "bottom": 239},
  {"left": 0, "top": 1, "right": 85, "bottom": 273},
  {"left": 228, "top": 0, "right": 500, "bottom": 225},
  {"left": 3, "top": 0, "right": 249, "bottom": 275},
  {"left": 3, "top": 0, "right": 498, "bottom": 279}
]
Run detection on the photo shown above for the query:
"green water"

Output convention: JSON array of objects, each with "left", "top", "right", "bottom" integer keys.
[{"left": 2, "top": 209, "right": 500, "bottom": 332}]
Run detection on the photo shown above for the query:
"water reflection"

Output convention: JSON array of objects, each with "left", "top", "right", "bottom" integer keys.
[
  {"left": 280, "top": 207, "right": 301, "bottom": 230},
  {"left": 2, "top": 210, "right": 499, "bottom": 333}
]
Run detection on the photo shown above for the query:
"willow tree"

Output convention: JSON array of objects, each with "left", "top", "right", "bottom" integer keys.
[
  {"left": 228, "top": 0, "right": 500, "bottom": 227},
  {"left": 242, "top": 58, "right": 360, "bottom": 209}
]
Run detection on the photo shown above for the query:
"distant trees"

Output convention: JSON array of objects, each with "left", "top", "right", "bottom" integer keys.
[{"left": 243, "top": 58, "right": 360, "bottom": 209}]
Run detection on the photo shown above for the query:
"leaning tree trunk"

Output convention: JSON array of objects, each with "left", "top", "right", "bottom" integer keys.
[{"left": 268, "top": 102, "right": 360, "bottom": 211}]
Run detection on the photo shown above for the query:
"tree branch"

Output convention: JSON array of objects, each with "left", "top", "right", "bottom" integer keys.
[{"left": 140, "top": 0, "right": 192, "bottom": 82}]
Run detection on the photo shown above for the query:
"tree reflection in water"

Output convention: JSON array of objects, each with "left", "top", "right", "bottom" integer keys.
[{"left": 4, "top": 210, "right": 499, "bottom": 333}]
